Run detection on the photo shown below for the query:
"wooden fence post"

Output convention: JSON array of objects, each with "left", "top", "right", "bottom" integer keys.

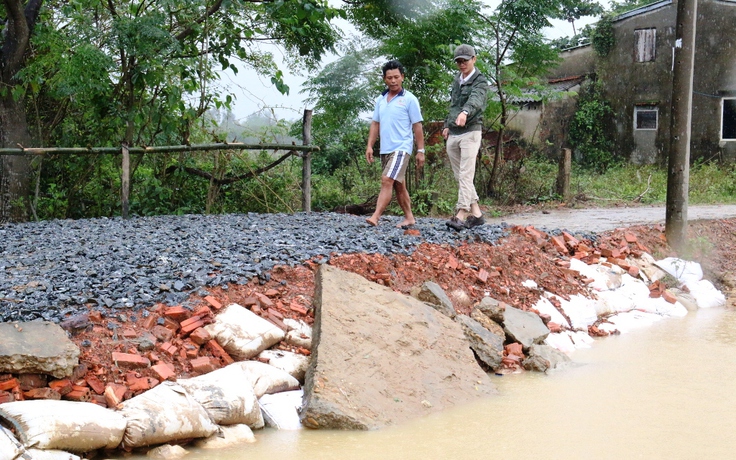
[
  {"left": 302, "top": 109, "right": 313, "bottom": 213},
  {"left": 556, "top": 148, "right": 571, "bottom": 202},
  {"left": 121, "top": 143, "right": 130, "bottom": 219}
]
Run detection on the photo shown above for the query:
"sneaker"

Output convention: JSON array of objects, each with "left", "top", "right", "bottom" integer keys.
[
  {"left": 446, "top": 216, "right": 466, "bottom": 231},
  {"left": 465, "top": 214, "right": 485, "bottom": 228}
]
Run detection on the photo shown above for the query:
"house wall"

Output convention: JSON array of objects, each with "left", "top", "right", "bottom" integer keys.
[
  {"left": 597, "top": 0, "right": 736, "bottom": 163},
  {"left": 506, "top": 103, "right": 543, "bottom": 145},
  {"left": 554, "top": 45, "right": 596, "bottom": 78}
]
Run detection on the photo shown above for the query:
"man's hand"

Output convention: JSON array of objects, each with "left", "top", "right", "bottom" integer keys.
[
  {"left": 455, "top": 111, "right": 468, "bottom": 127},
  {"left": 365, "top": 147, "right": 375, "bottom": 164},
  {"left": 415, "top": 152, "right": 425, "bottom": 168},
  {"left": 442, "top": 128, "right": 449, "bottom": 140}
]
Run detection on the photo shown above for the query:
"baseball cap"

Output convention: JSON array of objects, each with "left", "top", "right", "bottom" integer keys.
[{"left": 454, "top": 44, "right": 476, "bottom": 61}]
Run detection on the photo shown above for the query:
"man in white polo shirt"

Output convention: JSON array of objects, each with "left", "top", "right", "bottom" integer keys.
[{"left": 365, "top": 60, "right": 425, "bottom": 228}]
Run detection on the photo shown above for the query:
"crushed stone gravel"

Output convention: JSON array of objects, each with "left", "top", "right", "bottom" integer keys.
[{"left": 0, "top": 212, "right": 514, "bottom": 322}]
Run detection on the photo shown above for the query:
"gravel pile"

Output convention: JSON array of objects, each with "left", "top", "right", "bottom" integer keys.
[{"left": 0, "top": 212, "right": 509, "bottom": 322}]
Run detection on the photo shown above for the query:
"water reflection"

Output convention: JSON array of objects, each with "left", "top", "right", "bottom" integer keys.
[{"left": 117, "top": 308, "right": 736, "bottom": 460}]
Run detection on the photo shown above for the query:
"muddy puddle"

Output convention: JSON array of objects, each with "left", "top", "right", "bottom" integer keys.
[{"left": 116, "top": 306, "right": 736, "bottom": 460}]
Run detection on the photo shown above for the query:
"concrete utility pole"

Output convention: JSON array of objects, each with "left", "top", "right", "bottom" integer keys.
[{"left": 666, "top": 0, "right": 698, "bottom": 252}]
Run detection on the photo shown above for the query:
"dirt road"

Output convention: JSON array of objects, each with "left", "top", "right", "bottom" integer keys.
[{"left": 485, "top": 204, "right": 736, "bottom": 233}]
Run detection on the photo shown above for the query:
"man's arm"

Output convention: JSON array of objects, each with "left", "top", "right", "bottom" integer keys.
[
  {"left": 412, "top": 122, "right": 425, "bottom": 168},
  {"left": 366, "top": 121, "right": 380, "bottom": 164}
]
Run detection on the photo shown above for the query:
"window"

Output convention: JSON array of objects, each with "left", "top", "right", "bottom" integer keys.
[
  {"left": 723, "top": 98, "right": 736, "bottom": 140},
  {"left": 635, "top": 106, "right": 658, "bottom": 130},
  {"left": 634, "top": 28, "right": 656, "bottom": 62}
]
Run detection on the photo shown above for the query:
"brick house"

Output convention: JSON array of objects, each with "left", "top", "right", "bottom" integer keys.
[{"left": 543, "top": 0, "right": 736, "bottom": 164}]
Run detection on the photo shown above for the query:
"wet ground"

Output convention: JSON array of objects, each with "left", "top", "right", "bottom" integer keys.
[{"left": 487, "top": 204, "right": 736, "bottom": 233}]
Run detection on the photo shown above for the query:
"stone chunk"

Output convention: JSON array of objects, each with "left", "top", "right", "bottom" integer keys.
[
  {"left": 454, "top": 314, "right": 504, "bottom": 370},
  {"left": 502, "top": 306, "right": 550, "bottom": 350},
  {"left": 300, "top": 265, "right": 496, "bottom": 430},
  {"left": 413, "top": 281, "right": 457, "bottom": 319},
  {"left": 0, "top": 321, "right": 80, "bottom": 378}
]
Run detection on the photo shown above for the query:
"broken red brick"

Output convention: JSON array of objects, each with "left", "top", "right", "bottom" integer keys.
[
  {"left": 112, "top": 352, "right": 151, "bottom": 369},
  {"left": 662, "top": 290, "right": 678, "bottom": 304},
  {"left": 64, "top": 387, "right": 91, "bottom": 402},
  {"left": 151, "top": 325, "right": 175, "bottom": 342},
  {"left": 255, "top": 292, "right": 274, "bottom": 308},
  {"left": 127, "top": 376, "right": 158, "bottom": 392},
  {"left": 24, "top": 388, "right": 61, "bottom": 400},
  {"left": 190, "top": 357, "right": 218, "bottom": 374},
  {"left": 85, "top": 375, "right": 106, "bottom": 395},
  {"left": 142, "top": 314, "right": 159, "bottom": 330},
  {"left": 121, "top": 328, "right": 137, "bottom": 339},
  {"left": 164, "top": 305, "right": 189, "bottom": 322},
  {"left": 180, "top": 319, "right": 205, "bottom": 336},
  {"left": 189, "top": 327, "right": 212, "bottom": 345},
  {"left": 205, "top": 340, "right": 234, "bottom": 365},
  {"left": 289, "top": 301, "right": 308, "bottom": 315},
  {"left": 48, "top": 379, "right": 73, "bottom": 396},
  {"left": 88, "top": 310, "right": 103, "bottom": 323},
  {"left": 241, "top": 296, "right": 259, "bottom": 307},
  {"left": 204, "top": 295, "right": 223, "bottom": 310},
  {"left": 0, "top": 378, "right": 19, "bottom": 392},
  {"left": 151, "top": 363, "right": 176, "bottom": 381},
  {"left": 157, "top": 342, "right": 178, "bottom": 357},
  {"left": 17, "top": 374, "right": 47, "bottom": 391}
]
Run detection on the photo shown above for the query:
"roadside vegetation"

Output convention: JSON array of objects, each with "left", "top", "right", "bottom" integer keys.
[{"left": 2, "top": 0, "right": 728, "bottom": 222}]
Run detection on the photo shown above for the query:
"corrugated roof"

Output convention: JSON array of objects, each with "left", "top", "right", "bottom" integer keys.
[{"left": 613, "top": 0, "right": 672, "bottom": 22}]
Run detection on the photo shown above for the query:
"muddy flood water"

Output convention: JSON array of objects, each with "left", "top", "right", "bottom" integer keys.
[{"left": 119, "top": 306, "right": 736, "bottom": 460}]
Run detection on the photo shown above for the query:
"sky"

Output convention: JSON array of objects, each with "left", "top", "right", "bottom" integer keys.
[{"left": 222, "top": 2, "right": 605, "bottom": 123}]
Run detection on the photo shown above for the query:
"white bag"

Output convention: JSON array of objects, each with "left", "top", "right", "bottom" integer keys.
[
  {"left": 0, "top": 400, "right": 125, "bottom": 453},
  {"left": 204, "top": 304, "right": 286, "bottom": 360},
  {"left": 119, "top": 381, "right": 218, "bottom": 449},
  {"left": 178, "top": 365, "right": 264, "bottom": 428}
]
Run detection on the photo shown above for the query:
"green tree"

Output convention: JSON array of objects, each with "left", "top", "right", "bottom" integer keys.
[
  {"left": 476, "top": 0, "right": 562, "bottom": 195},
  {"left": 0, "top": 0, "right": 44, "bottom": 222},
  {"left": 2, "top": 0, "right": 343, "bottom": 221},
  {"left": 558, "top": 0, "right": 604, "bottom": 36}
]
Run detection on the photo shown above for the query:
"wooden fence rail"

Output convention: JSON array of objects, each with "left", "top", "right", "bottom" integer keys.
[{"left": 0, "top": 111, "right": 318, "bottom": 218}]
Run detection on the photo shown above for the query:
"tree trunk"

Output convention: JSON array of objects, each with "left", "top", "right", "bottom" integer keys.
[{"left": 0, "top": 97, "right": 33, "bottom": 222}]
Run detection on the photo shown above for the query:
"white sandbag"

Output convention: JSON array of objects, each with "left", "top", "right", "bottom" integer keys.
[
  {"left": 654, "top": 257, "right": 703, "bottom": 284},
  {"left": 259, "top": 390, "right": 304, "bottom": 430},
  {"left": 234, "top": 361, "right": 300, "bottom": 398},
  {"left": 24, "top": 449, "right": 80, "bottom": 460},
  {"left": 628, "top": 252, "right": 668, "bottom": 283},
  {"left": 635, "top": 296, "right": 688, "bottom": 317},
  {"left": 559, "top": 294, "right": 599, "bottom": 329},
  {"left": 0, "top": 400, "right": 126, "bottom": 453},
  {"left": 567, "top": 330, "right": 594, "bottom": 348},
  {"left": 194, "top": 424, "right": 256, "bottom": 449},
  {"left": 533, "top": 295, "right": 570, "bottom": 327},
  {"left": 0, "top": 425, "right": 23, "bottom": 460},
  {"left": 670, "top": 288, "right": 700, "bottom": 311},
  {"left": 257, "top": 349, "right": 310, "bottom": 383},
  {"left": 283, "top": 318, "right": 312, "bottom": 350},
  {"left": 602, "top": 310, "right": 663, "bottom": 333},
  {"left": 569, "top": 259, "right": 624, "bottom": 291},
  {"left": 178, "top": 365, "right": 264, "bottom": 428},
  {"left": 544, "top": 332, "right": 576, "bottom": 354},
  {"left": 204, "top": 304, "right": 286, "bottom": 360},
  {"left": 684, "top": 279, "right": 727, "bottom": 309},
  {"left": 145, "top": 444, "right": 189, "bottom": 459},
  {"left": 119, "top": 381, "right": 218, "bottom": 449}
]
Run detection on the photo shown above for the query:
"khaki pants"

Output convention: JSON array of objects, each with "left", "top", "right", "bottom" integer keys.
[{"left": 446, "top": 131, "right": 481, "bottom": 212}]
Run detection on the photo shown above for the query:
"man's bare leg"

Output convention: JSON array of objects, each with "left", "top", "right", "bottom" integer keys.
[
  {"left": 366, "top": 176, "right": 395, "bottom": 226},
  {"left": 393, "top": 180, "right": 416, "bottom": 228}
]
